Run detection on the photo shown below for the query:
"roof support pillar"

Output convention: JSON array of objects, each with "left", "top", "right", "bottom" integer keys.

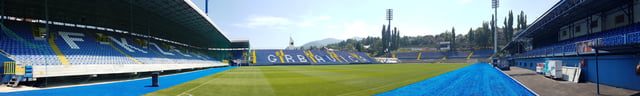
[{"left": 45, "top": 0, "right": 50, "bottom": 40}]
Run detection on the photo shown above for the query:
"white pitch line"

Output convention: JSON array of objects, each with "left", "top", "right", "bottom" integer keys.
[
  {"left": 177, "top": 93, "right": 193, "bottom": 96},
  {"left": 492, "top": 63, "right": 539, "bottom": 96},
  {"left": 178, "top": 67, "right": 238, "bottom": 95}
]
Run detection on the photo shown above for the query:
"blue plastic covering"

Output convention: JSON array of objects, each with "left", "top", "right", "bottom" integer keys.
[
  {"left": 0, "top": 66, "right": 236, "bottom": 96},
  {"left": 377, "top": 63, "right": 536, "bottom": 96}
]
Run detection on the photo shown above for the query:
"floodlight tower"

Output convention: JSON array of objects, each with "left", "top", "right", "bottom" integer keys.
[
  {"left": 386, "top": 9, "right": 393, "bottom": 57},
  {"left": 205, "top": 0, "right": 209, "bottom": 14},
  {"left": 492, "top": 0, "right": 499, "bottom": 55}
]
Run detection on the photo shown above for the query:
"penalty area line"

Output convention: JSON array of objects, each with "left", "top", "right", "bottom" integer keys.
[{"left": 178, "top": 68, "right": 237, "bottom": 95}]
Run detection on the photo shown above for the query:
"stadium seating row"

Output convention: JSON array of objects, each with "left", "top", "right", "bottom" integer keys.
[
  {"left": 394, "top": 50, "right": 493, "bottom": 60},
  {"left": 252, "top": 50, "right": 376, "bottom": 65},
  {"left": 0, "top": 21, "right": 221, "bottom": 66},
  {"left": 515, "top": 23, "right": 640, "bottom": 58}
]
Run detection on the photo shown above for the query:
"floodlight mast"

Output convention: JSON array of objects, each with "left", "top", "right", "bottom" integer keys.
[
  {"left": 386, "top": 9, "right": 393, "bottom": 58},
  {"left": 205, "top": 0, "right": 208, "bottom": 14},
  {"left": 492, "top": 0, "right": 499, "bottom": 56}
]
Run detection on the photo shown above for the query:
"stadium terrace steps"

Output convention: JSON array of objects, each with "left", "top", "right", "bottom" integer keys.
[
  {"left": 1, "top": 22, "right": 61, "bottom": 65},
  {"left": 516, "top": 23, "right": 640, "bottom": 58},
  {"left": 252, "top": 50, "right": 376, "bottom": 65},
  {"left": 0, "top": 51, "right": 12, "bottom": 63},
  {"left": 395, "top": 52, "right": 420, "bottom": 60},
  {"left": 309, "top": 50, "right": 345, "bottom": 64},
  {"left": 421, "top": 52, "right": 446, "bottom": 59},
  {"left": 393, "top": 50, "right": 493, "bottom": 61},
  {"left": 48, "top": 35, "right": 70, "bottom": 65},
  {"left": 107, "top": 42, "right": 143, "bottom": 64},
  {"left": 470, "top": 50, "right": 493, "bottom": 59},
  {"left": 51, "top": 25, "right": 137, "bottom": 65},
  {"left": 0, "top": 21, "right": 226, "bottom": 78}
]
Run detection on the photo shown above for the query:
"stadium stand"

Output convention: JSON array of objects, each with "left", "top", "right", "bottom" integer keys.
[
  {"left": 502, "top": 0, "right": 640, "bottom": 91},
  {"left": 0, "top": 20, "right": 226, "bottom": 78},
  {"left": 392, "top": 50, "right": 493, "bottom": 63},
  {"left": 351, "top": 51, "right": 376, "bottom": 63},
  {"left": 1, "top": 21, "right": 61, "bottom": 65},
  {"left": 446, "top": 51, "right": 471, "bottom": 59},
  {"left": 0, "top": 0, "right": 234, "bottom": 88},
  {"left": 394, "top": 52, "right": 420, "bottom": 60},
  {"left": 420, "top": 52, "right": 446, "bottom": 59},
  {"left": 512, "top": 23, "right": 640, "bottom": 58},
  {"left": 252, "top": 50, "right": 375, "bottom": 65},
  {"left": 470, "top": 50, "right": 493, "bottom": 59},
  {"left": 309, "top": 50, "right": 345, "bottom": 65}
]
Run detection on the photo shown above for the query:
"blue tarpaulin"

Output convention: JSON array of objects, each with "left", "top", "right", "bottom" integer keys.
[
  {"left": 376, "top": 63, "right": 536, "bottom": 96},
  {"left": 0, "top": 66, "right": 236, "bottom": 96}
]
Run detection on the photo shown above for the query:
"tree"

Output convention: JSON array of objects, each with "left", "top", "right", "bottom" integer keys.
[
  {"left": 503, "top": 10, "right": 514, "bottom": 43},
  {"left": 467, "top": 28, "right": 474, "bottom": 48},
  {"left": 309, "top": 46, "right": 316, "bottom": 50},
  {"left": 381, "top": 24, "right": 387, "bottom": 55},
  {"left": 355, "top": 42, "right": 363, "bottom": 52},
  {"left": 503, "top": 17, "right": 508, "bottom": 42},
  {"left": 392, "top": 28, "right": 400, "bottom": 51},
  {"left": 482, "top": 22, "right": 491, "bottom": 48},
  {"left": 517, "top": 10, "right": 528, "bottom": 31},
  {"left": 391, "top": 27, "right": 397, "bottom": 50},
  {"left": 451, "top": 27, "right": 456, "bottom": 51}
]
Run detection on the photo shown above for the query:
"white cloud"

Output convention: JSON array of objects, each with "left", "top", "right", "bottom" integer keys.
[
  {"left": 323, "top": 20, "right": 378, "bottom": 40},
  {"left": 235, "top": 15, "right": 332, "bottom": 29},
  {"left": 298, "top": 16, "right": 332, "bottom": 27},
  {"left": 326, "top": 25, "right": 339, "bottom": 29},
  {"left": 235, "top": 16, "right": 292, "bottom": 29},
  {"left": 394, "top": 23, "right": 433, "bottom": 36},
  {"left": 459, "top": 0, "right": 471, "bottom": 4}
]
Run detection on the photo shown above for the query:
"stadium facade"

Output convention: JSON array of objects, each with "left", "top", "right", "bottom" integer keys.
[
  {"left": 503, "top": 0, "right": 640, "bottom": 91},
  {"left": 0, "top": 0, "right": 233, "bottom": 86}
]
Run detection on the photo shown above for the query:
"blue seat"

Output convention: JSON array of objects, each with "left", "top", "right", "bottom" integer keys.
[{"left": 0, "top": 20, "right": 221, "bottom": 66}]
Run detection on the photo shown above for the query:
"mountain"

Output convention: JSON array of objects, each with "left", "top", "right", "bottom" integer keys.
[
  {"left": 301, "top": 38, "right": 342, "bottom": 47},
  {"left": 349, "top": 37, "right": 365, "bottom": 40}
]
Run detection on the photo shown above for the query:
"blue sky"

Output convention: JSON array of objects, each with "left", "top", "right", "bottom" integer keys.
[{"left": 191, "top": 0, "right": 559, "bottom": 49}]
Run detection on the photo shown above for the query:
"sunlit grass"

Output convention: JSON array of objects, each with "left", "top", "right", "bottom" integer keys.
[{"left": 144, "top": 63, "right": 470, "bottom": 96}]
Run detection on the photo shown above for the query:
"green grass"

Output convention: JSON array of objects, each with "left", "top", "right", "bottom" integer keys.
[{"left": 144, "top": 63, "right": 471, "bottom": 96}]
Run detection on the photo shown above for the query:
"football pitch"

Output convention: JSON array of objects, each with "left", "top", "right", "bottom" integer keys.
[{"left": 144, "top": 63, "right": 471, "bottom": 96}]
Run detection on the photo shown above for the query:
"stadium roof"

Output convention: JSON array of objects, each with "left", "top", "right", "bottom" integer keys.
[
  {"left": 502, "top": 0, "right": 629, "bottom": 51},
  {"left": 230, "top": 39, "right": 250, "bottom": 48},
  {"left": 2, "top": 0, "right": 230, "bottom": 49}
]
